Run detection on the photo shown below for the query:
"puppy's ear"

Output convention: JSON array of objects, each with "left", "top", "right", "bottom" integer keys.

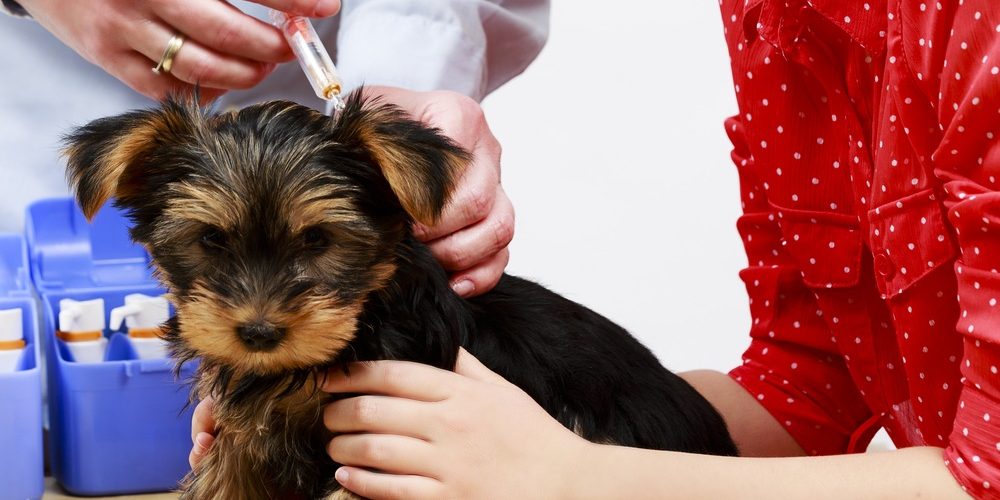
[
  {"left": 333, "top": 91, "right": 471, "bottom": 225},
  {"left": 63, "top": 98, "right": 197, "bottom": 220}
]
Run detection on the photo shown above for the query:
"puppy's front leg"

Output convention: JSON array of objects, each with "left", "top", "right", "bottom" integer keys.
[{"left": 179, "top": 430, "right": 272, "bottom": 500}]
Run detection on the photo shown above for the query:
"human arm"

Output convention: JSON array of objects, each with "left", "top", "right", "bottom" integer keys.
[
  {"left": 11, "top": 0, "right": 341, "bottom": 101},
  {"left": 320, "top": 351, "right": 967, "bottom": 500},
  {"left": 680, "top": 369, "right": 803, "bottom": 457},
  {"left": 574, "top": 440, "right": 963, "bottom": 500}
]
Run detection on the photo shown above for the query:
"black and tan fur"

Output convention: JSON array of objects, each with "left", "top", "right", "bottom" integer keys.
[{"left": 63, "top": 90, "right": 737, "bottom": 499}]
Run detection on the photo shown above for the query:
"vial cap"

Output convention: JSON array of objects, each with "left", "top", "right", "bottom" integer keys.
[
  {"left": 59, "top": 298, "right": 106, "bottom": 332},
  {"left": 110, "top": 294, "right": 170, "bottom": 330},
  {"left": 0, "top": 308, "right": 22, "bottom": 342}
]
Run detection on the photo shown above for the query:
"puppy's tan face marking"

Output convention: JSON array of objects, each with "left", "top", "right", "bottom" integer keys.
[
  {"left": 178, "top": 281, "right": 362, "bottom": 374},
  {"left": 154, "top": 169, "right": 393, "bottom": 374}
]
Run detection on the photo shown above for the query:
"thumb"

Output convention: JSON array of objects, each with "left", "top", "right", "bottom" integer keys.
[{"left": 454, "top": 348, "right": 508, "bottom": 385}]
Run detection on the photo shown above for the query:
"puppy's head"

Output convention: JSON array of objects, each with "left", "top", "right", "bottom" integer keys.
[{"left": 63, "top": 92, "right": 468, "bottom": 375}]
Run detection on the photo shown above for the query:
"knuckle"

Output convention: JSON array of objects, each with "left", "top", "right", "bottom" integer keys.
[
  {"left": 462, "top": 187, "right": 493, "bottom": 222},
  {"left": 440, "top": 410, "right": 470, "bottom": 434},
  {"left": 358, "top": 439, "right": 386, "bottom": 463},
  {"left": 492, "top": 215, "right": 514, "bottom": 249},
  {"left": 213, "top": 18, "right": 244, "bottom": 51},
  {"left": 352, "top": 397, "right": 379, "bottom": 425},
  {"left": 443, "top": 244, "right": 471, "bottom": 269},
  {"left": 380, "top": 363, "right": 405, "bottom": 391},
  {"left": 429, "top": 91, "right": 484, "bottom": 126},
  {"left": 450, "top": 92, "right": 485, "bottom": 122},
  {"left": 179, "top": 54, "right": 216, "bottom": 86}
]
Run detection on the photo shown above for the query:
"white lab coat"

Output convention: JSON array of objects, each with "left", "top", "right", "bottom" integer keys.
[{"left": 0, "top": 0, "right": 549, "bottom": 232}]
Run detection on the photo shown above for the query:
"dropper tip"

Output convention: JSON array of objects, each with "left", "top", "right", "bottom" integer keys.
[{"left": 328, "top": 93, "right": 346, "bottom": 112}]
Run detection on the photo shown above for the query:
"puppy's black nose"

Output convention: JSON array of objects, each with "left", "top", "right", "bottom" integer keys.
[{"left": 236, "top": 323, "right": 286, "bottom": 351}]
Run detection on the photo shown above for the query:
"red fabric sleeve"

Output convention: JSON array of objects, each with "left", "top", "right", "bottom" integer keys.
[
  {"left": 724, "top": 115, "right": 872, "bottom": 456},
  {"left": 895, "top": 0, "right": 1000, "bottom": 496},
  {"left": 719, "top": 0, "right": 873, "bottom": 457}
]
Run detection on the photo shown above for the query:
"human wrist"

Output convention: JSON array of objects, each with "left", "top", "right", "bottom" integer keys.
[{"left": 552, "top": 439, "right": 605, "bottom": 500}]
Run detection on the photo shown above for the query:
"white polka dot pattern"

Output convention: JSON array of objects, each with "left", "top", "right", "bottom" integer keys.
[{"left": 720, "top": 0, "right": 1000, "bottom": 496}]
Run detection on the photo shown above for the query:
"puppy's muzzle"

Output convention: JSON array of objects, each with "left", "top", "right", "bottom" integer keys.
[{"left": 236, "top": 323, "right": 287, "bottom": 351}]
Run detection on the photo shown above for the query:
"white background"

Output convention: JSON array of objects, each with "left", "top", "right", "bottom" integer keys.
[{"left": 482, "top": 1, "right": 750, "bottom": 374}]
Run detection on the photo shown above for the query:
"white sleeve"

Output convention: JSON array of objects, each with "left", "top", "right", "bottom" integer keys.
[{"left": 335, "top": 0, "right": 549, "bottom": 102}]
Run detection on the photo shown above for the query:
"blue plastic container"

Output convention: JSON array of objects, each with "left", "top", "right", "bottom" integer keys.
[
  {"left": 0, "top": 234, "right": 44, "bottom": 500},
  {"left": 25, "top": 198, "right": 196, "bottom": 496}
]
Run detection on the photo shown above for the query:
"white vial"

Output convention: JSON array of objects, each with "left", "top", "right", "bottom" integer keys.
[
  {"left": 58, "top": 298, "right": 108, "bottom": 364},
  {"left": 110, "top": 294, "right": 170, "bottom": 360}
]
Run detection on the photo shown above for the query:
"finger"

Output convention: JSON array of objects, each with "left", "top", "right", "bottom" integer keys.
[
  {"left": 127, "top": 19, "right": 273, "bottom": 90},
  {"left": 327, "top": 434, "right": 436, "bottom": 476},
  {"left": 454, "top": 348, "right": 508, "bottom": 385},
  {"left": 188, "top": 432, "right": 215, "bottom": 469},
  {"left": 413, "top": 163, "right": 499, "bottom": 242},
  {"left": 250, "top": 0, "right": 341, "bottom": 17},
  {"left": 154, "top": 0, "right": 292, "bottom": 63},
  {"left": 425, "top": 187, "right": 514, "bottom": 272},
  {"left": 335, "top": 466, "right": 442, "bottom": 500},
  {"left": 191, "top": 398, "right": 217, "bottom": 442},
  {"left": 102, "top": 50, "right": 191, "bottom": 101},
  {"left": 449, "top": 247, "right": 509, "bottom": 298},
  {"left": 323, "top": 396, "right": 434, "bottom": 438},
  {"left": 322, "top": 361, "right": 458, "bottom": 401}
]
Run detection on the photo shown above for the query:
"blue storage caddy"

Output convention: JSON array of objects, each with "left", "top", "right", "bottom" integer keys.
[
  {"left": 25, "top": 197, "right": 196, "bottom": 496},
  {"left": 0, "top": 234, "right": 43, "bottom": 500}
]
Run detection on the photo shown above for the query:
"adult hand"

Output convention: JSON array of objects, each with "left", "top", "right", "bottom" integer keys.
[
  {"left": 322, "top": 349, "right": 587, "bottom": 500},
  {"left": 367, "top": 86, "right": 513, "bottom": 298},
  {"left": 188, "top": 396, "right": 216, "bottom": 469},
  {"left": 17, "top": 0, "right": 342, "bottom": 101}
]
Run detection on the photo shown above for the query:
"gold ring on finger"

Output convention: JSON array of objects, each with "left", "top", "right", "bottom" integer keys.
[{"left": 152, "top": 34, "right": 185, "bottom": 75}]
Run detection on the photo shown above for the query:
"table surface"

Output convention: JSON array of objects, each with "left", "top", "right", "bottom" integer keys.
[{"left": 44, "top": 478, "right": 177, "bottom": 499}]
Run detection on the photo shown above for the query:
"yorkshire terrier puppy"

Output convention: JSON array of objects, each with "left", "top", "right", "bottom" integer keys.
[{"left": 63, "top": 91, "right": 737, "bottom": 499}]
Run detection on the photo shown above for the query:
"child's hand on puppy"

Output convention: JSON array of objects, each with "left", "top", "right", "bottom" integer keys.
[{"left": 321, "top": 349, "right": 587, "bottom": 500}]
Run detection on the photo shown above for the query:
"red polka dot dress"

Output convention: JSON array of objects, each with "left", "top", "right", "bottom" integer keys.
[{"left": 720, "top": 0, "right": 1000, "bottom": 495}]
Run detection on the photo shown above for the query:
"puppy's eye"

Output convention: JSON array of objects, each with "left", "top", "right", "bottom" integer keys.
[
  {"left": 200, "top": 227, "right": 227, "bottom": 252},
  {"left": 302, "top": 226, "right": 330, "bottom": 252}
]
